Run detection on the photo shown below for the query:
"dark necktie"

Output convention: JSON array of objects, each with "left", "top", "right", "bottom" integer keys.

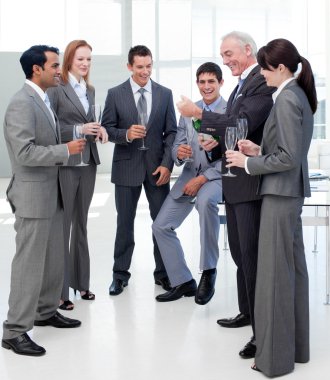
[{"left": 137, "top": 88, "right": 148, "bottom": 124}]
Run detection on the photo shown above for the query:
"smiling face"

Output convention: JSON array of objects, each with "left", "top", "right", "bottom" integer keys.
[
  {"left": 127, "top": 55, "right": 153, "bottom": 87},
  {"left": 196, "top": 72, "right": 223, "bottom": 105},
  {"left": 220, "top": 36, "right": 255, "bottom": 77},
  {"left": 34, "top": 51, "right": 61, "bottom": 91},
  {"left": 70, "top": 46, "right": 92, "bottom": 81}
]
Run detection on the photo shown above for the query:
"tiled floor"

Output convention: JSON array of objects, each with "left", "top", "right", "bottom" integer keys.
[{"left": 0, "top": 174, "right": 329, "bottom": 380}]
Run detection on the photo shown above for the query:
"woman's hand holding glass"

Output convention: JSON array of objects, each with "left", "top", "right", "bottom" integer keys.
[
  {"left": 90, "top": 104, "right": 108, "bottom": 143},
  {"left": 226, "top": 140, "right": 261, "bottom": 169},
  {"left": 237, "top": 139, "right": 261, "bottom": 156}
]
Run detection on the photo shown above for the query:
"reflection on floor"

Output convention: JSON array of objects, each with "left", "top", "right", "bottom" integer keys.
[{"left": 0, "top": 174, "right": 329, "bottom": 380}]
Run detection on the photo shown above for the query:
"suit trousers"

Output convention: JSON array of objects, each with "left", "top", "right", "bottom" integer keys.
[
  {"left": 3, "top": 201, "right": 64, "bottom": 339},
  {"left": 255, "top": 195, "right": 309, "bottom": 377},
  {"left": 59, "top": 164, "right": 97, "bottom": 299},
  {"left": 152, "top": 180, "right": 221, "bottom": 287},
  {"left": 113, "top": 176, "right": 169, "bottom": 282},
  {"left": 225, "top": 199, "right": 261, "bottom": 334}
]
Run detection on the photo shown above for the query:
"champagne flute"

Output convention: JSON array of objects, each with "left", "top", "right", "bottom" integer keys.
[
  {"left": 236, "top": 118, "right": 248, "bottom": 141},
  {"left": 73, "top": 124, "right": 89, "bottom": 166},
  {"left": 91, "top": 104, "right": 102, "bottom": 123},
  {"left": 223, "top": 126, "right": 237, "bottom": 177},
  {"left": 138, "top": 112, "right": 148, "bottom": 151},
  {"left": 91, "top": 104, "right": 102, "bottom": 143},
  {"left": 182, "top": 121, "right": 195, "bottom": 162}
]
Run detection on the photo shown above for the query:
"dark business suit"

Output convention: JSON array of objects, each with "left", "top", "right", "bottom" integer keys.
[
  {"left": 247, "top": 80, "right": 312, "bottom": 376},
  {"left": 3, "top": 83, "right": 68, "bottom": 339},
  {"left": 102, "top": 78, "right": 177, "bottom": 282},
  {"left": 47, "top": 81, "right": 100, "bottom": 299},
  {"left": 200, "top": 65, "right": 275, "bottom": 333}
]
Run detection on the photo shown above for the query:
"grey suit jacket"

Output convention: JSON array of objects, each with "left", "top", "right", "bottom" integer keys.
[
  {"left": 247, "top": 80, "right": 313, "bottom": 198},
  {"left": 47, "top": 81, "right": 100, "bottom": 166},
  {"left": 102, "top": 79, "right": 177, "bottom": 186},
  {"left": 171, "top": 97, "right": 227, "bottom": 199},
  {"left": 3, "top": 83, "right": 69, "bottom": 218}
]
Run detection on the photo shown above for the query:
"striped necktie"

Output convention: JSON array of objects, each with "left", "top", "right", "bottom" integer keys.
[{"left": 137, "top": 88, "right": 148, "bottom": 124}]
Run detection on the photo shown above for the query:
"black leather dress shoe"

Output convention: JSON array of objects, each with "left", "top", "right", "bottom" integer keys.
[
  {"left": 217, "top": 313, "right": 251, "bottom": 328},
  {"left": 109, "top": 279, "right": 128, "bottom": 296},
  {"left": 239, "top": 337, "right": 256, "bottom": 358},
  {"left": 34, "top": 311, "right": 81, "bottom": 328},
  {"left": 155, "top": 277, "right": 172, "bottom": 291},
  {"left": 2, "top": 333, "right": 46, "bottom": 356},
  {"left": 156, "top": 279, "right": 197, "bottom": 302},
  {"left": 195, "top": 269, "right": 217, "bottom": 305}
]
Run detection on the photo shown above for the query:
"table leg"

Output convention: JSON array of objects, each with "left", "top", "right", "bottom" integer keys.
[{"left": 325, "top": 205, "right": 330, "bottom": 305}]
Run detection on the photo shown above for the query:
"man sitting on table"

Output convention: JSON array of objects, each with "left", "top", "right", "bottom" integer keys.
[{"left": 153, "top": 62, "right": 226, "bottom": 305}]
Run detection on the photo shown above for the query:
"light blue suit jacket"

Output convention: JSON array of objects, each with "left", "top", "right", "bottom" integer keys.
[{"left": 170, "top": 97, "right": 227, "bottom": 199}]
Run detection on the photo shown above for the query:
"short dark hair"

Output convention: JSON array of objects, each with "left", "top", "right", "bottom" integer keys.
[
  {"left": 20, "top": 45, "right": 59, "bottom": 79},
  {"left": 196, "top": 62, "right": 223, "bottom": 82},
  {"left": 128, "top": 45, "right": 152, "bottom": 66}
]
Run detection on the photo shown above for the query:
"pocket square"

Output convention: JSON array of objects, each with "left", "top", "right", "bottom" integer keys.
[{"left": 236, "top": 94, "right": 243, "bottom": 99}]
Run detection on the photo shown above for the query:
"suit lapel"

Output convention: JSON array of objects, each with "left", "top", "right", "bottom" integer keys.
[
  {"left": 86, "top": 86, "right": 94, "bottom": 121},
  {"left": 226, "top": 65, "right": 260, "bottom": 114},
  {"left": 122, "top": 79, "right": 139, "bottom": 124},
  {"left": 147, "top": 80, "right": 160, "bottom": 130},
  {"left": 62, "top": 82, "right": 89, "bottom": 121},
  {"left": 25, "top": 85, "right": 58, "bottom": 141}
]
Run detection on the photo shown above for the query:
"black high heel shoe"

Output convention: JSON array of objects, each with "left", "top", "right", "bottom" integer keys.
[
  {"left": 74, "top": 289, "right": 95, "bottom": 300},
  {"left": 59, "top": 300, "right": 74, "bottom": 310}
]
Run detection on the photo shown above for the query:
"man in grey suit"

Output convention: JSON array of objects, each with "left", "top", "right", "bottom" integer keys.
[
  {"left": 2, "top": 45, "right": 84, "bottom": 357},
  {"left": 102, "top": 45, "right": 177, "bottom": 296},
  {"left": 153, "top": 62, "right": 226, "bottom": 304}
]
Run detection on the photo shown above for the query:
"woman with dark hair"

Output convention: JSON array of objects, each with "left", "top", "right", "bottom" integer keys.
[
  {"left": 48, "top": 40, "right": 108, "bottom": 310},
  {"left": 225, "top": 38, "right": 317, "bottom": 377}
]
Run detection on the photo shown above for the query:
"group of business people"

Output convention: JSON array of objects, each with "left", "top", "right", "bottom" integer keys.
[{"left": 2, "top": 29, "right": 317, "bottom": 378}]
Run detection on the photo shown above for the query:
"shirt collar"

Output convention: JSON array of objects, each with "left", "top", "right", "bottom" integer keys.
[
  {"left": 272, "top": 77, "right": 295, "bottom": 103},
  {"left": 25, "top": 79, "right": 46, "bottom": 102},
  {"left": 69, "top": 72, "right": 87, "bottom": 90},
  {"left": 202, "top": 96, "right": 223, "bottom": 112},
  {"left": 240, "top": 63, "right": 258, "bottom": 81},
  {"left": 130, "top": 77, "right": 152, "bottom": 94}
]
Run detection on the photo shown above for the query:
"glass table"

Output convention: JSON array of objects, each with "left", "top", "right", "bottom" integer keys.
[{"left": 304, "top": 180, "right": 330, "bottom": 304}]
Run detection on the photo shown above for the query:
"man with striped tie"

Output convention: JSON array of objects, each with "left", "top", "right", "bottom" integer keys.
[{"left": 102, "top": 45, "right": 177, "bottom": 296}]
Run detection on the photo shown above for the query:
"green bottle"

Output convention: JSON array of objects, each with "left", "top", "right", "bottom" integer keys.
[{"left": 192, "top": 118, "right": 219, "bottom": 142}]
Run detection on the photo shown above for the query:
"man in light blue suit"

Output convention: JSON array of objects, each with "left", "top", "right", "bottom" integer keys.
[{"left": 153, "top": 62, "right": 226, "bottom": 304}]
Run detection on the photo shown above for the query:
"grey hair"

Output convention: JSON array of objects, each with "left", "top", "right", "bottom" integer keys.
[{"left": 221, "top": 31, "right": 258, "bottom": 57}]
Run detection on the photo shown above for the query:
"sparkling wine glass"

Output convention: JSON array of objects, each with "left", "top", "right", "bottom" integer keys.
[
  {"left": 223, "top": 126, "right": 237, "bottom": 177},
  {"left": 236, "top": 118, "right": 248, "bottom": 141},
  {"left": 182, "top": 121, "right": 195, "bottom": 162},
  {"left": 73, "top": 124, "right": 88, "bottom": 166},
  {"left": 138, "top": 112, "right": 148, "bottom": 151},
  {"left": 91, "top": 104, "right": 102, "bottom": 123}
]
